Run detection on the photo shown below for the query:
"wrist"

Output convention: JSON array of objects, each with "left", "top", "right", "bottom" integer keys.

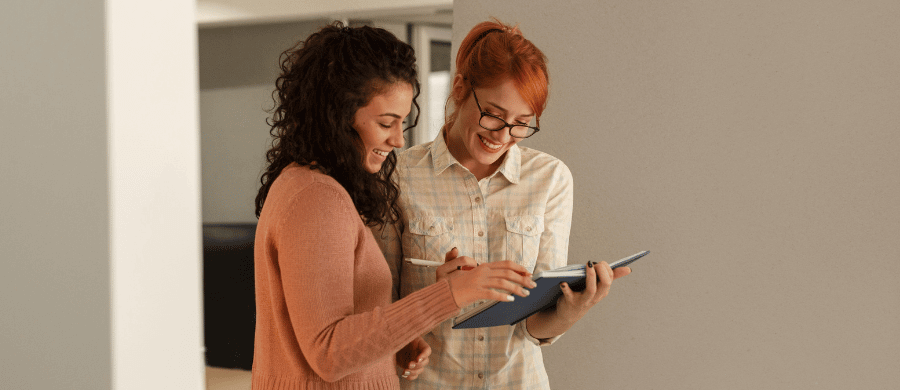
[
  {"left": 445, "top": 278, "right": 463, "bottom": 308},
  {"left": 541, "top": 306, "right": 579, "bottom": 335}
]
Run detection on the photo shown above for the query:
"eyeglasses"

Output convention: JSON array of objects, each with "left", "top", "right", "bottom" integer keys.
[{"left": 471, "top": 88, "right": 540, "bottom": 139}]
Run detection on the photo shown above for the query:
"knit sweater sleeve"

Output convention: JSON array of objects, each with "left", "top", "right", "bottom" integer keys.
[{"left": 274, "top": 182, "right": 459, "bottom": 382}]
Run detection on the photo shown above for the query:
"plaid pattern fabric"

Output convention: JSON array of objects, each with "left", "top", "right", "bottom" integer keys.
[{"left": 375, "top": 133, "right": 574, "bottom": 390}]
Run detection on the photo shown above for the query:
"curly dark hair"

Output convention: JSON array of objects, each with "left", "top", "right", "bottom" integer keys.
[{"left": 255, "top": 22, "right": 420, "bottom": 226}]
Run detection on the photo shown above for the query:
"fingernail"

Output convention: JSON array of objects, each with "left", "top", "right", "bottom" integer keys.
[
  {"left": 560, "top": 283, "right": 567, "bottom": 289},
  {"left": 587, "top": 261, "right": 593, "bottom": 268},
  {"left": 418, "top": 357, "right": 423, "bottom": 363},
  {"left": 507, "top": 295, "right": 515, "bottom": 302},
  {"left": 522, "top": 289, "right": 530, "bottom": 297},
  {"left": 404, "top": 370, "right": 411, "bottom": 376},
  {"left": 410, "top": 363, "right": 416, "bottom": 369}
]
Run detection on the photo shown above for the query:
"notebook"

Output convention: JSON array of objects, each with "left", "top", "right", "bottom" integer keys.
[{"left": 451, "top": 251, "right": 649, "bottom": 329}]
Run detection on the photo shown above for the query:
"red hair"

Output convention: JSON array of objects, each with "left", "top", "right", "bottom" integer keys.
[{"left": 444, "top": 18, "right": 549, "bottom": 132}]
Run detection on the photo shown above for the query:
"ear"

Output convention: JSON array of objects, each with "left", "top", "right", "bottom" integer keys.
[
  {"left": 450, "top": 74, "right": 471, "bottom": 104},
  {"left": 452, "top": 73, "right": 466, "bottom": 90}
]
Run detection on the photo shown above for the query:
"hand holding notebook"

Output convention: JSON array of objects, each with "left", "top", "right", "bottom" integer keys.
[{"left": 452, "top": 251, "right": 649, "bottom": 329}]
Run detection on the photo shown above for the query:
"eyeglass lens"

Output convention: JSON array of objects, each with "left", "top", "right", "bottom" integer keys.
[{"left": 479, "top": 116, "right": 535, "bottom": 138}]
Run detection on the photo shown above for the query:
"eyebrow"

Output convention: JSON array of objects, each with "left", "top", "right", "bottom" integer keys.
[{"left": 378, "top": 113, "right": 405, "bottom": 119}]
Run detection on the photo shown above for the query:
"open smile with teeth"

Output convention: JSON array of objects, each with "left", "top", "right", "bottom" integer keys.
[
  {"left": 373, "top": 149, "right": 390, "bottom": 157},
  {"left": 479, "top": 135, "right": 503, "bottom": 150}
]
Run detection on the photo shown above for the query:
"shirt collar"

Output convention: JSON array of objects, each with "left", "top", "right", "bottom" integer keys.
[
  {"left": 429, "top": 130, "right": 457, "bottom": 175},
  {"left": 429, "top": 131, "right": 521, "bottom": 184}
]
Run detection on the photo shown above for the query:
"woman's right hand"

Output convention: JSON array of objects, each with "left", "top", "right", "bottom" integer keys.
[{"left": 442, "top": 251, "right": 537, "bottom": 308}]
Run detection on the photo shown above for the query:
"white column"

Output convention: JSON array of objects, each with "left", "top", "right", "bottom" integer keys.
[{"left": 107, "top": 0, "right": 204, "bottom": 388}]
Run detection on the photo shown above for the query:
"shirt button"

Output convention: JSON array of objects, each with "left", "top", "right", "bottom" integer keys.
[
  {"left": 477, "top": 335, "right": 484, "bottom": 341},
  {"left": 526, "top": 226, "right": 532, "bottom": 232},
  {"left": 477, "top": 372, "right": 484, "bottom": 379},
  {"left": 474, "top": 196, "right": 482, "bottom": 203},
  {"left": 477, "top": 231, "right": 484, "bottom": 237}
]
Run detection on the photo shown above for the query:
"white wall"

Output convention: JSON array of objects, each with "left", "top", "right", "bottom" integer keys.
[
  {"left": 455, "top": 1, "right": 900, "bottom": 389},
  {"left": 1, "top": 0, "right": 204, "bottom": 388}
]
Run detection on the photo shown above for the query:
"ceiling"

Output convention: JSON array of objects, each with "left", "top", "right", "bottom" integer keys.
[{"left": 197, "top": 0, "right": 452, "bottom": 28}]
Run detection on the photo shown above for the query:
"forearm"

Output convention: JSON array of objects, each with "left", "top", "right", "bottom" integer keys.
[
  {"left": 524, "top": 305, "right": 578, "bottom": 340},
  {"left": 292, "top": 279, "right": 458, "bottom": 381}
]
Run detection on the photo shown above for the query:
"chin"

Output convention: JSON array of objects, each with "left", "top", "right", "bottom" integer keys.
[
  {"left": 473, "top": 145, "right": 504, "bottom": 165},
  {"left": 479, "top": 156, "right": 502, "bottom": 167}
]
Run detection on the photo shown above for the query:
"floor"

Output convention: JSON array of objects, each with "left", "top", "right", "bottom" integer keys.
[{"left": 206, "top": 366, "right": 252, "bottom": 390}]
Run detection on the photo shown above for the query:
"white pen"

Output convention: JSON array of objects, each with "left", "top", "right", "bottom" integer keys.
[
  {"left": 404, "top": 258, "right": 476, "bottom": 271},
  {"left": 404, "top": 258, "right": 444, "bottom": 267}
]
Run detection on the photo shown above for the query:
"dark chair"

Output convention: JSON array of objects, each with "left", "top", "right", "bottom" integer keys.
[{"left": 203, "top": 223, "right": 256, "bottom": 370}]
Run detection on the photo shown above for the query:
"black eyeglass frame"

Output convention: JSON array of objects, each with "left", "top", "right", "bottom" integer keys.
[{"left": 470, "top": 88, "right": 540, "bottom": 139}]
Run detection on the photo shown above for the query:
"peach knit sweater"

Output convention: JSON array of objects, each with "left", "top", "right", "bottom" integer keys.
[{"left": 252, "top": 164, "right": 460, "bottom": 390}]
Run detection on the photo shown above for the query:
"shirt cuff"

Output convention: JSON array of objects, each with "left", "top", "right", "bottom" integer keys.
[{"left": 520, "top": 318, "right": 562, "bottom": 346}]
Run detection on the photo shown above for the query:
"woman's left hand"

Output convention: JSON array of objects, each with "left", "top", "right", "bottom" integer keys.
[
  {"left": 396, "top": 336, "right": 431, "bottom": 380},
  {"left": 555, "top": 261, "right": 631, "bottom": 325}
]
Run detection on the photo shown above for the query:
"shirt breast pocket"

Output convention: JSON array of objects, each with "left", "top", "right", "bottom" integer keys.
[
  {"left": 400, "top": 216, "right": 455, "bottom": 298},
  {"left": 403, "top": 216, "right": 456, "bottom": 264},
  {"left": 505, "top": 215, "right": 544, "bottom": 271}
]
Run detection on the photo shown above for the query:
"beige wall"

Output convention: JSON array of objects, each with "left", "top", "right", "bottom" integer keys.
[
  {"left": 1, "top": 0, "right": 111, "bottom": 387},
  {"left": 1, "top": 0, "right": 204, "bottom": 388},
  {"left": 455, "top": 1, "right": 900, "bottom": 389}
]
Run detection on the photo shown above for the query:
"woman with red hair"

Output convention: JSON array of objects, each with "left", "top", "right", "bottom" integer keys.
[{"left": 377, "top": 19, "right": 630, "bottom": 389}]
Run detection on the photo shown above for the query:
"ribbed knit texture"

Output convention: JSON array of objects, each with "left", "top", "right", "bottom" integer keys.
[{"left": 252, "top": 164, "right": 460, "bottom": 390}]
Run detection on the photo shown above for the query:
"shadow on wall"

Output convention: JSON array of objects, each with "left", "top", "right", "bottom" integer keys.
[{"left": 203, "top": 223, "right": 257, "bottom": 370}]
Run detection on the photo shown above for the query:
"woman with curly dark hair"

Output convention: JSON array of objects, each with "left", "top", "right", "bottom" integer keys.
[{"left": 251, "top": 22, "right": 535, "bottom": 390}]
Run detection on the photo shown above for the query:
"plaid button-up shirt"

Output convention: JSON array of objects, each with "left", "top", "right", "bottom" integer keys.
[{"left": 375, "top": 133, "right": 574, "bottom": 390}]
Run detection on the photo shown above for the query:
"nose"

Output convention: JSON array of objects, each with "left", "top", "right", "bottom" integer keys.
[
  {"left": 492, "top": 126, "right": 514, "bottom": 144},
  {"left": 388, "top": 125, "right": 405, "bottom": 149}
]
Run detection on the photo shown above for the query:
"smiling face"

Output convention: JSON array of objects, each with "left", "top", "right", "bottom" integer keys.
[
  {"left": 446, "top": 77, "right": 535, "bottom": 179},
  {"left": 353, "top": 82, "right": 413, "bottom": 173}
]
